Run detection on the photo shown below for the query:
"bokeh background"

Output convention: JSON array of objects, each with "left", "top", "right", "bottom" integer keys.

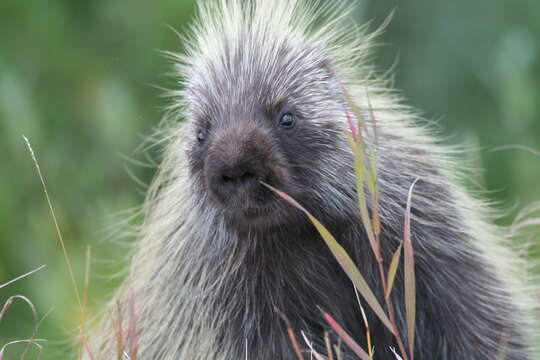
[{"left": 1, "top": 0, "right": 539, "bottom": 358}]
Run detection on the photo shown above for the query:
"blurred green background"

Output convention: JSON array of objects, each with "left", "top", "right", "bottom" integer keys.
[{"left": 1, "top": 0, "right": 539, "bottom": 358}]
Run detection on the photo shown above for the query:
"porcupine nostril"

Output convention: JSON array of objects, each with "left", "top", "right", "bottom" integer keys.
[{"left": 220, "top": 169, "right": 257, "bottom": 187}]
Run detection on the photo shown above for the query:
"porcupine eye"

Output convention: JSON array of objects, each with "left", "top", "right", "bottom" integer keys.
[
  {"left": 197, "top": 130, "right": 206, "bottom": 143},
  {"left": 279, "top": 113, "right": 296, "bottom": 129}
]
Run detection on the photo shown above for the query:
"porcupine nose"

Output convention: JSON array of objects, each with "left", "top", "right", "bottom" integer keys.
[
  {"left": 218, "top": 164, "right": 259, "bottom": 190},
  {"left": 205, "top": 126, "right": 270, "bottom": 205}
]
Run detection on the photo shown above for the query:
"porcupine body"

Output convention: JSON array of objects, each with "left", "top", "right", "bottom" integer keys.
[{"left": 90, "top": 1, "right": 535, "bottom": 359}]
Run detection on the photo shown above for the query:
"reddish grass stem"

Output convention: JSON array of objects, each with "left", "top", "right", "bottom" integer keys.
[{"left": 276, "top": 309, "right": 304, "bottom": 360}]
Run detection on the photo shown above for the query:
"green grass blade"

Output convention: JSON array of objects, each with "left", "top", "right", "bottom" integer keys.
[
  {"left": 385, "top": 243, "right": 403, "bottom": 299},
  {"left": 347, "top": 135, "right": 380, "bottom": 260},
  {"left": 263, "top": 183, "right": 394, "bottom": 334}
]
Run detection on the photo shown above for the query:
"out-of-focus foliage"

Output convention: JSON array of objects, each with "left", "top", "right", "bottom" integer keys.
[{"left": 0, "top": 0, "right": 538, "bottom": 358}]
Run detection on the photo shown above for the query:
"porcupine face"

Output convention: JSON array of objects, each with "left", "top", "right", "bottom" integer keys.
[{"left": 185, "top": 35, "right": 349, "bottom": 231}]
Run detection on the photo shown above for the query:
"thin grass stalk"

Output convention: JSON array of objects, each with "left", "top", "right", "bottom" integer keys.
[
  {"left": 128, "top": 289, "right": 138, "bottom": 360},
  {"left": 380, "top": 271, "right": 408, "bottom": 360},
  {"left": 0, "top": 265, "right": 46, "bottom": 290},
  {"left": 0, "top": 339, "right": 45, "bottom": 360},
  {"left": 114, "top": 301, "right": 126, "bottom": 358},
  {"left": 324, "top": 332, "right": 334, "bottom": 360},
  {"left": 24, "top": 308, "right": 53, "bottom": 360},
  {"left": 390, "top": 347, "right": 404, "bottom": 360},
  {"left": 0, "top": 296, "right": 37, "bottom": 326},
  {"left": 109, "top": 306, "right": 125, "bottom": 359},
  {"left": 79, "top": 246, "right": 92, "bottom": 360},
  {"left": 19, "top": 297, "right": 41, "bottom": 360},
  {"left": 333, "top": 341, "right": 342, "bottom": 360},
  {"left": 25, "top": 136, "right": 101, "bottom": 359},
  {"left": 403, "top": 179, "right": 419, "bottom": 359},
  {"left": 276, "top": 309, "right": 304, "bottom": 360},
  {"left": 322, "top": 312, "right": 370, "bottom": 360},
  {"left": 287, "top": 328, "right": 304, "bottom": 360},
  {"left": 23, "top": 136, "right": 82, "bottom": 307},
  {"left": 301, "top": 331, "right": 326, "bottom": 360},
  {"left": 83, "top": 340, "right": 96, "bottom": 360},
  {"left": 354, "top": 288, "right": 373, "bottom": 359},
  {"left": 0, "top": 295, "right": 41, "bottom": 359}
]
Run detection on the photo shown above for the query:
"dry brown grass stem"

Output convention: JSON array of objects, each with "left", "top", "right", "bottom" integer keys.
[{"left": 276, "top": 309, "right": 304, "bottom": 360}]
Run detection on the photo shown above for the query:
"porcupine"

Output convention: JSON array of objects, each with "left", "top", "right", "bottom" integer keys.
[{"left": 89, "top": 0, "right": 536, "bottom": 359}]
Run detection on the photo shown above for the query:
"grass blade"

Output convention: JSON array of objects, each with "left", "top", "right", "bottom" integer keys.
[
  {"left": 346, "top": 135, "right": 379, "bottom": 261},
  {"left": 83, "top": 339, "right": 96, "bottom": 360},
  {"left": 110, "top": 302, "right": 125, "bottom": 359},
  {"left": 276, "top": 309, "right": 304, "bottom": 360},
  {"left": 0, "top": 339, "right": 45, "bottom": 360},
  {"left": 128, "top": 289, "right": 138, "bottom": 360},
  {"left": 24, "top": 136, "right": 81, "bottom": 307},
  {"left": 354, "top": 287, "right": 373, "bottom": 359},
  {"left": 0, "top": 296, "right": 38, "bottom": 328},
  {"left": 79, "top": 246, "right": 92, "bottom": 360},
  {"left": 404, "top": 178, "right": 420, "bottom": 360},
  {"left": 263, "top": 183, "right": 394, "bottom": 334},
  {"left": 324, "top": 332, "right": 334, "bottom": 360},
  {"left": 385, "top": 243, "right": 403, "bottom": 299},
  {"left": 391, "top": 347, "right": 404, "bottom": 360},
  {"left": 0, "top": 265, "right": 46, "bottom": 290},
  {"left": 301, "top": 331, "right": 326, "bottom": 360},
  {"left": 322, "top": 312, "right": 370, "bottom": 360}
]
